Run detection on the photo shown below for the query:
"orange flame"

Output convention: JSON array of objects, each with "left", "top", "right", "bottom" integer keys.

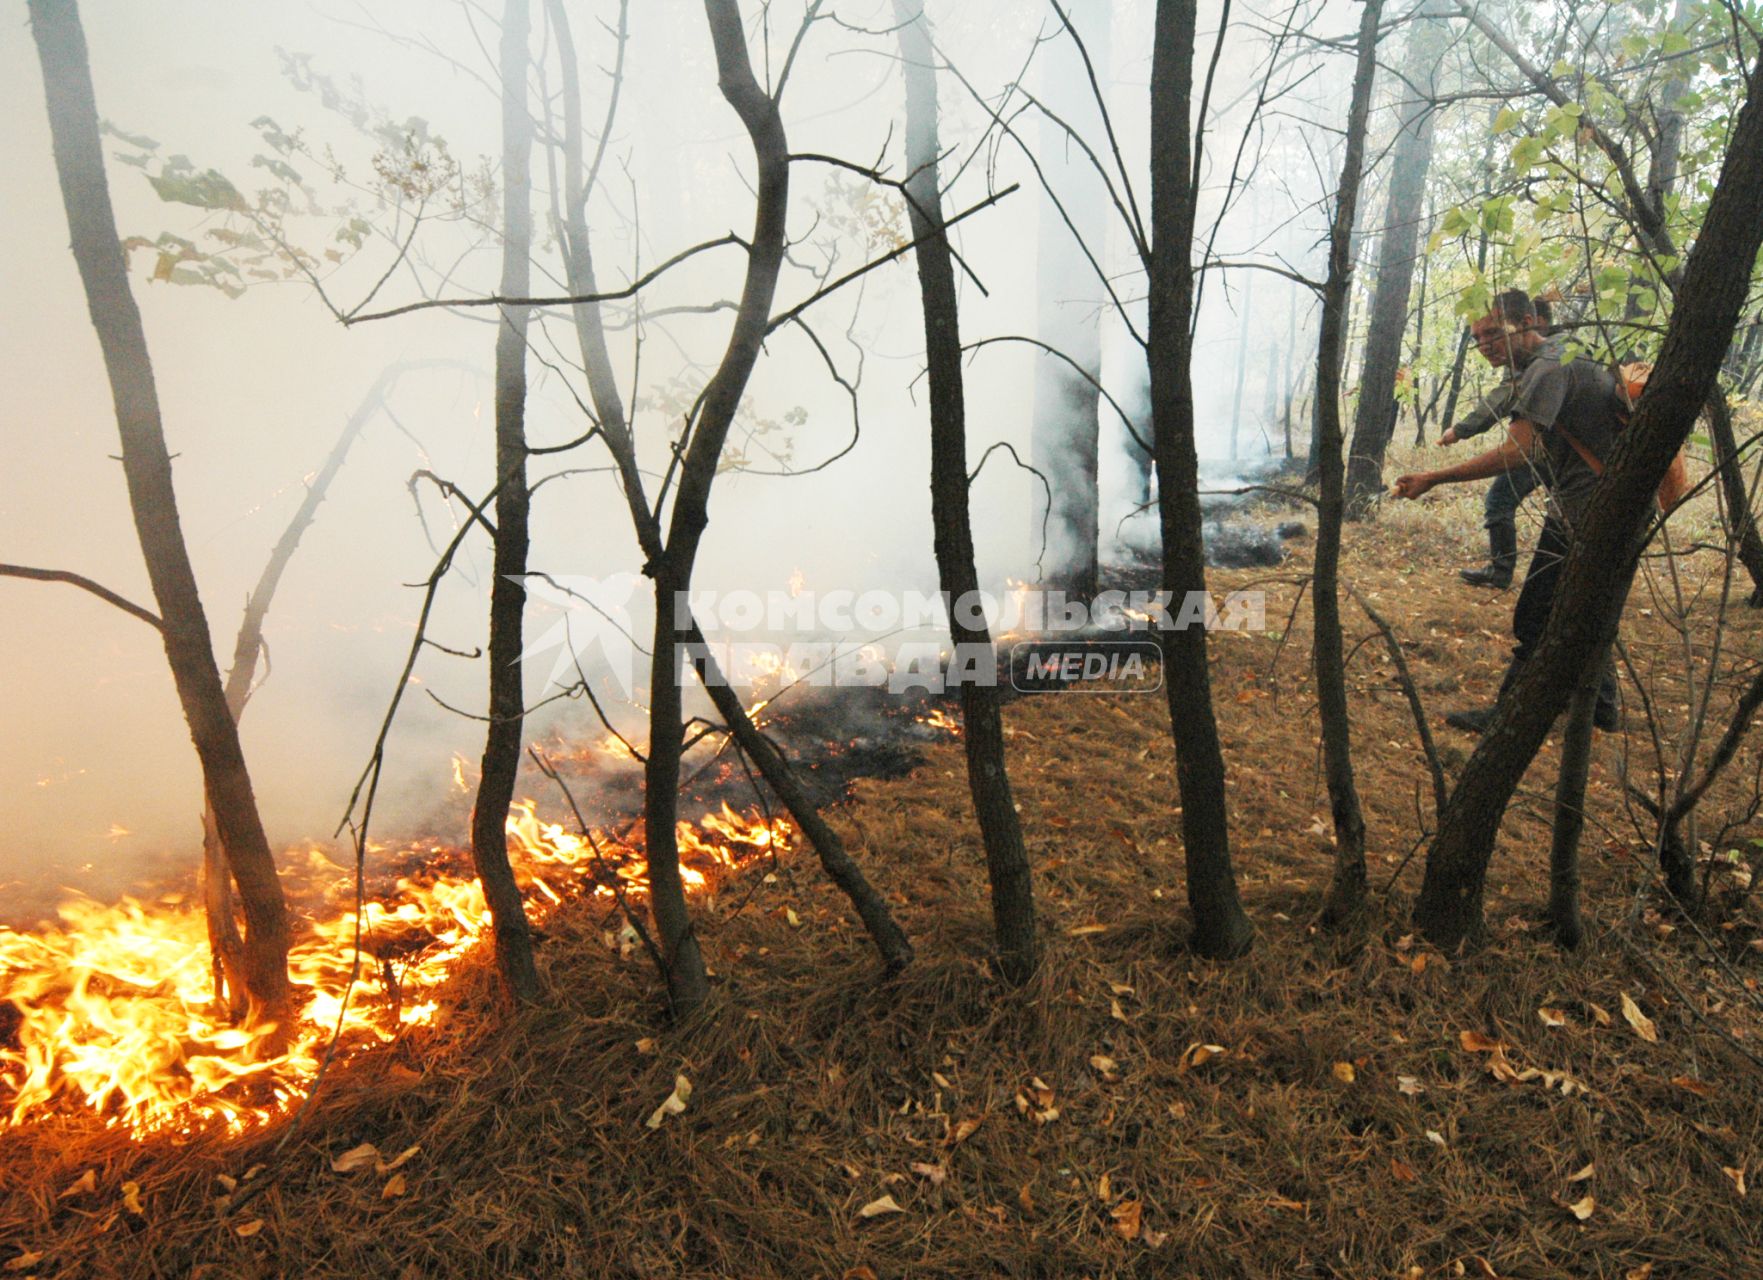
[{"left": 0, "top": 802, "right": 790, "bottom": 1136}]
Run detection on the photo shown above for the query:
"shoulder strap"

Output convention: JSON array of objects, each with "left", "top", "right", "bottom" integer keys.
[{"left": 1552, "top": 423, "right": 1604, "bottom": 477}]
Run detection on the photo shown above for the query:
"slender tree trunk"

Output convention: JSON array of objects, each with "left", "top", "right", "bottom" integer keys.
[
  {"left": 1705, "top": 386, "right": 1763, "bottom": 604},
  {"left": 1149, "top": 0, "right": 1252, "bottom": 958},
  {"left": 1411, "top": 198, "right": 1433, "bottom": 445},
  {"left": 1438, "top": 116, "right": 1501, "bottom": 436},
  {"left": 1263, "top": 342, "right": 1281, "bottom": 457},
  {"left": 1227, "top": 271, "right": 1255, "bottom": 460},
  {"left": 470, "top": 0, "right": 543, "bottom": 1002},
  {"left": 1545, "top": 670, "right": 1598, "bottom": 949},
  {"left": 1314, "top": 0, "right": 1381, "bottom": 927},
  {"left": 638, "top": 0, "right": 794, "bottom": 1014},
  {"left": 1414, "top": 49, "right": 1763, "bottom": 946},
  {"left": 28, "top": 0, "right": 292, "bottom": 1013},
  {"left": 895, "top": 0, "right": 1037, "bottom": 982},
  {"left": 1344, "top": 9, "right": 1446, "bottom": 514},
  {"left": 545, "top": 0, "right": 912, "bottom": 975}
]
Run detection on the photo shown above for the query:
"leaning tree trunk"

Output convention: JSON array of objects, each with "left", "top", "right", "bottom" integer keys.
[
  {"left": 1704, "top": 386, "right": 1763, "bottom": 604},
  {"left": 1343, "top": 7, "right": 1446, "bottom": 514},
  {"left": 1148, "top": 0, "right": 1253, "bottom": 958},
  {"left": 638, "top": 0, "right": 793, "bottom": 1014},
  {"left": 28, "top": 0, "right": 292, "bottom": 1014},
  {"left": 546, "top": 0, "right": 911, "bottom": 975},
  {"left": 895, "top": 0, "right": 1037, "bottom": 983},
  {"left": 469, "top": 0, "right": 543, "bottom": 1002},
  {"left": 1314, "top": 0, "right": 1382, "bottom": 926},
  {"left": 1544, "top": 668, "right": 1599, "bottom": 950},
  {"left": 1414, "top": 46, "right": 1763, "bottom": 947}
]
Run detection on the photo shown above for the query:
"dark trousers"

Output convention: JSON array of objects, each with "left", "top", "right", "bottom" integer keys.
[
  {"left": 1483, "top": 459, "right": 1543, "bottom": 531},
  {"left": 1503, "top": 516, "right": 1618, "bottom": 718}
]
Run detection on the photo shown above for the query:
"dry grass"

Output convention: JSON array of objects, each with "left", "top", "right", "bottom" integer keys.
[{"left": 5, "top": 498, "right": 1763, "bottom": 1279}]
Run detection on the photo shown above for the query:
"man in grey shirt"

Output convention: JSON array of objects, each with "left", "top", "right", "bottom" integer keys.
[{"left": 1392, "top": 290, "right": 1622, "bottom": 733}]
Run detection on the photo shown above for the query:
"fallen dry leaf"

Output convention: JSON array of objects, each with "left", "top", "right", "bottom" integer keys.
[
  {"left": 1110, "top": 998, "right": 1129, "bottom": 1023},
  {"left": 59, "top": 1170, "right": 96, "bottom": 1198},
  {"left": 1108, "top": 981, "right": 1135, "bottom": 996},
  {"left": 215, "top": 1174, "right": 237, "bottom": 1194},
  {"left": 4, "top": 1254, "right": 44, "bottom": 1273},
  {"left": 645, "top": 1075, "right": 693, "bottom": 1129},
  {"left": 634, "top": 1037, "right": 657, "bottom": 1055},
  {"left": 1620, "top": 993, "right": 1659, "bottom": 1043},
  {"left": 1141, "top": 1225, "right": 1169, "bottom": 1247},
  {"left": 1017, "top": 1183, "right": 1036, "bottom": 1213},
  {"left": 842, "top": 1268, "right": 879, "bottom": 1280},
  {"left": 1459, "top": 1030, "right": 1503, "bottom": 1053},
  {"left": 1390, "top": 1157, "right": 1418, "bottom": 1183},
  {"left": 785, "top": 907, "right": 802, "bottom": 928},
  {"left": 1065, "top": 923, "right": 1108, "bottom": 937},
  {"left": 120, "top": 1181, "right": 145, "bottom": 1217},
  {"left": 947, "top": 1115, "right": 984, "bottom": 1146},
  {"left": 1014, "top": 1078, "right": 1059, "bottom": 1125},
  {"left": 909, "top": 1162, "right": 946, "bottom": 1186},
  {"left": 331, "top": 1143, "right": 382, "bottom": 1174},
  {"left": 1181, "top": 1043, "right": 1227, "bottom": 1071},
  {"left": 856, "top": 1194, "right": 904, "bottom": 1219},
  {"left": 1625, "top": 1265, "right": 1654, "bottom": 1280},
  {"left": 233, "top": 1220, "right": 263, "bottom": 1239},
  {"left": 1089, "top": 1054, "right": 1120, "bottom": 1081},
  {"left": 1672, "top": 1075, "right": 1716, "bottom": 1098},
  {"left": 1537, "top": 1007, "right": 1568, "bottom": 1028},
  {"left": 1410, "top": 953, "right": 1428, "bottom": 976},
  {"left": 1097, "top": 1172, "right": 1114, "bottom": 1203},
  {"left": 1589, "top": 1003, "right": 1613, "bottom": 1027},
  {"left": 1111, "top": 1199, "right": 1143, "bottom": 1240},
  {"left": 1397, "top": 1075, "right": 1426, "bottom": 1096},
  {"left": 1723, "top": 1166, "right": 1748, "bottom": 1197},
  {"left": 1567, "top": 1162, "right": 1595, "bottom": 1183},
  {"left": 1566, "top": 1194, "right": 1595, "bottom": 1221},
  {"left": 378, "top": 1145, "right": 420, "bottom": 1174},
  {"left": 931, "top": 1071, "right": 952, "bottom": 1090},
  {"left": 381, "top": 1173, "right": 408, "bottom": 1200},
  {"left": 1426, "top": 1129, "right": 1448, "bottom": 1149},
  {"left": 1332, "top": 1062, "right": 1356, "bottom": 1084}
]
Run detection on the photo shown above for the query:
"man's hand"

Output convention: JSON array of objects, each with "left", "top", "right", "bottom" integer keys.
[
  {"left": 1439, "top": 426, "right": 1461, "bottom": 446},
  {"left": 1391, "top": 472, "right": 1436, "bottom": 500}
]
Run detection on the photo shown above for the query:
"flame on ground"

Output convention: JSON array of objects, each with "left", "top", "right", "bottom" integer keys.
[{"left": 0, "top": 802, "right": 790, "bottom": 1138}]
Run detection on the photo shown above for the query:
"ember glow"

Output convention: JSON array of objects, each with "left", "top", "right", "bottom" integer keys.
[{"left": 0, "top": 801, "right": 790, "bottom": 1136}]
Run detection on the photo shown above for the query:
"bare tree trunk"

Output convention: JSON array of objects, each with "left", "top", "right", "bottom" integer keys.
[
  {"left": 1149, "top": 0, "right": 1252, "bottom": 958},
  {"left": 1228, "top": 271, "right": 1255, "bottom": 460},
  {"left": 546, "top": 0, "right": 911, "bottom": 975},
  {"left": 28, "top": 0, "right": 291, "bottom": 1014},
  {"left": 637, "top": 0, "right": 794, "bottom": 1013},
  {"left": 1704, "top": 387, "right": 1763, "bottom": 604},
  {"left": 1414, "top": 47, "right": 1763, "bottom": 947},
  {"left": 1314, "top": 0, "right": 1381, "bottom": 927},
  {"left": 895, "top": 0, "right": 1037, "bottom": 983},
  {"left": 1545, "top": 671, "right": 1598, "bottom": 949},
  {"left": 470, "top": 0, "right": 543, "bottom": 1002},
  {"left": 1344, "top": 8, "right": 1445, "bottom": 514}
]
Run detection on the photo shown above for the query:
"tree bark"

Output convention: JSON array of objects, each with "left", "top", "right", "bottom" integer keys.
[
  {"left": 636, "top": 0, "right": 794, "bottom": 1014},
  {"left": 1344, "top": 8, "right": 1446, "bottom": 514},
  {"left": 470, "top": 0, "right": 543, "bottom": 1002},
  {"left": 546, "top": 0, "right": 911, "bottom": 976},
  {"left": 28, "top": 0, "right": 292, "bottom": 1013},
  {"left": 895, "top": 0, "right": 1037, "bottom": 983},
  {"left": 1704, "top": 387, "right": 1763, "bottom": 605},
  {"left": 1414, "top": 45, "right": 1763, "bottom": 947},
  {"left": 1544, "top": 670, "right": 1597, "bottom": 949},
  {"left": 1314, "top": 0, "right": 1382, "bottom": 927},
  {"left": 1149, "top": 0, "right": 1253, "bottom": 958}
]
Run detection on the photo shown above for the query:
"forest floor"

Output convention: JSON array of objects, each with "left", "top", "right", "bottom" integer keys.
[{"left": 6, "top": 446, "right": 1763, "bottom": 1279}]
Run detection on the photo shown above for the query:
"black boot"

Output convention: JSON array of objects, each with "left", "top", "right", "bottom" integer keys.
[
  {"left": 1446, "top": 657, "right": 1523, "bottom": 735},
  {"left": 1460, "top": 523, "right": 1518, "bottom": 588}
]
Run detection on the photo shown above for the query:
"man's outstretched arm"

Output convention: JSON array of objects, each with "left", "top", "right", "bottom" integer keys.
[{"left": 1394, "top": 420, "right": 1540, "bottom": 499}]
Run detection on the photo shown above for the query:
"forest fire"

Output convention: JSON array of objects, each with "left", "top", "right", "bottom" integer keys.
[{"left": 0, "top": 802, "right": 790, "bottom": 1137}]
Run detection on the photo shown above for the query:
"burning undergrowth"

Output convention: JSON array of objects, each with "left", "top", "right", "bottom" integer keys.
[{"left": 0, "top": 678, "right": 962, "bottom": 1137}]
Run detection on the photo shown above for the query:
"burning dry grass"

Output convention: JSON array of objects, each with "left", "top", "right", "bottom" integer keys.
[{"left": 5, "top": 513, "right": 1763, "bottom": 1277}]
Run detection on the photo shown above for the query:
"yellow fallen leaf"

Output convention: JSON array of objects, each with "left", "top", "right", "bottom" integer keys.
[
  {"left": 1066, "top": 924, "right": 1108, "bottom": 937},
  {"left": 378, "top": 1145, "right": 421, "bottom": 1174},
  {"left": 1459, "top": 1030, "right": 1503, "bottom": 1053},
  {"left": 1089, "top": 1054, "right": 1120, "bottom": 1081},
  {"left": 1111, "top": 1199, "right": 1142, "bottom": 1240},
  {"left": 121, "top": 1181, "right": 145, "bottom": 1217},
  {"left": 1181, "top": 1043, "right": 1227, "bottom": 1070},
  {"left": 1108, "top": 981, "right": 1135, "bottom": 996},
  {"left": 381, "top": 1173, "right": 408, "bottom": 1200},
  {"left": 842, "top": 1268, "right": 879, "bottom": 1280},
  {"left": 948, "top": 1115, "right": 984, "bottom": 1145},
  {"left": 215, "top": 1174, "right": 237, "bottom": 1194},
  {"left": 646, "top": 1074, "right": 693, "bottom": 1129},
  {"left": 909, "top": 1162, "right": 946, "bottom": 1186},
  {"left": 1567, "top": 1162, "right": 1595, "bottom": 1183},
  {"left": 1410, "top": 952, "right": 1428, "bottom": 976},
  {"left": 1425, "top": 1129, "right": 1448, "bottom": 1149},
  {"left": 1537, "top": 1007, "right": 1568, "bottom": 1028},
  {"left": 1723, "top": 1166, "right": 1747, "bottom": 1197},
  {"left": 1332, "top": 1062, "right": 1356, "bottom": 1084},
  {"left": 59, "top": 1170, "right": 96, "bottom": 1198},
  {"left": 785, "top": 907, "right": 802, "bottom": 928},
  {"left": 234, "top": 1220, "right": 263, "bottom": 1238},
  {"left": 856, "top": 1195, "right": 904, "bottom": 1219},
  {"left": 1625, "top": 1265, "right": 1655, "bottom": 1280},
  {"left": 331, "top": 1143, "right": 381, "bottom": 1174},
  {"left": 1589, "top": 1003, "right": 1613, "bottom": 1027},
  {"left": 1620, "top": 993, "right": 1658, "bottom": 1043},
  {"left": 1097, "top": 1172, "right": 1114, "bottom": 1203},
  {"left": 634, "top": 1037, "right": 657, "bottom": 1054},
  {"left": 1017, "top": 1183, "right": 1036, "bottom": 1213},
  {"left": 1672, "top": 1075, "right": 1716, "bottom": 1098},
  {"left": 1566, "top": 1194, "right": 1595, "bottom": 1220},
  {"left": 4, "top": 1253, "right": 43, "bottom": 1273},
  {"left": 1110, "top": 998, "right": 1129, "bottom": 1023},
  {"left": 932, "top": 1071, "right": 952, "bottom": 1090}
]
